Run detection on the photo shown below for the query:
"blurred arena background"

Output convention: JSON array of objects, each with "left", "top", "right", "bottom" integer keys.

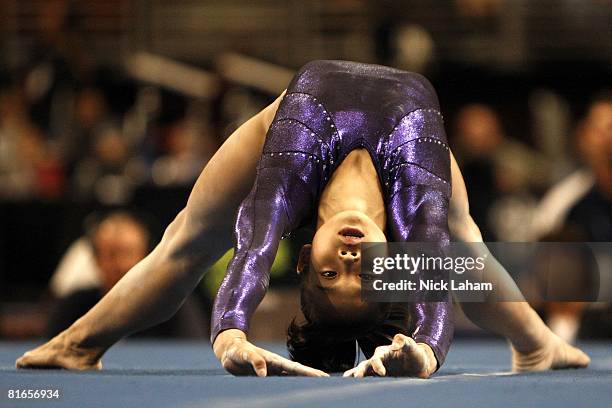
[{"left": 0, "top": 0, "right": 611, "bottom": 344}]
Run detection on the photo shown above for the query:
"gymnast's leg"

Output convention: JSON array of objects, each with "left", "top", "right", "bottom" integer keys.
[
  {"left": 448, "top": 152, "right": 590, "bottom": 371},
  {"left": 15, "top": 93, "right": 284, "bottom": 370}
]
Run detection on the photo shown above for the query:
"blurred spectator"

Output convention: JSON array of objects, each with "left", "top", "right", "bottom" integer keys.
[
  {"left": 25, "top": 0, "right": 91, "bottom": 136},
  {"left": 373, "top": 13, "right": 436, "bottom": 75},
  {"left": 565, "top": 91, "right": 612, "bottom": 241},
  {"left": 564, "top": 92, "right": 612, "bottom": 336},
  {"left": 534, "top": 91, "right": 612, "bottom": 341},
  {"left": 71, "top": 122, "right": 140, "bottom": 205},
  {"left": 392, "top": 24, "right": 435, "bottom": 74},
  {"left": 0, "top": 84, "right": 64, "bottom": 200},
  {"left": 452, "top": 103, "right": 549, "bottom": 240},
  {"left": 534, "top": 91, "right": 612, "bottom": 240},
  {"left": 61, "top": 86, "right": 112, "bottom": 169},
  {"left": 150, "top": 106, "right": 216, "bottom": 188},
  {"left": 46, "top": 211, "right": 208, "bottom": 339}
]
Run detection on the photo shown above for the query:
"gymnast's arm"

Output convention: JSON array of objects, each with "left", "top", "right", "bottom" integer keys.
[
  {"left": 211, "top": 166, "right": 325, "bottom": 376},
  {"left": 386, "top": 180, "right": 454, "bottom": 376},
  {"left": 211, "top": 168, "right": 290, "bottom": 341},
  {"left": 383, "top": 105, "right": 455, "bottom": 375}
]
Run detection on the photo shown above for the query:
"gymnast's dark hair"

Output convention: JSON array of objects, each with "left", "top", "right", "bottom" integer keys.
[{"left": 287, "top": 317, "right": 358, "bottom": 373}]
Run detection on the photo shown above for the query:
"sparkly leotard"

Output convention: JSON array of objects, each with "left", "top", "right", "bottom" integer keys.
[{"left": 212, "top": 60, "right": 453, "bottom": 366}]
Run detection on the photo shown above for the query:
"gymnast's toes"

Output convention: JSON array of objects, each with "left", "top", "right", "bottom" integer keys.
[
  {"left": 512, "top": 335, "right": 590, "bottom": 372},
  {"left": 16, "top": 350, "right": 59, "bottom": 369},
  {"left": 555, "top": 342, "right": 590, "bottom": 369}
]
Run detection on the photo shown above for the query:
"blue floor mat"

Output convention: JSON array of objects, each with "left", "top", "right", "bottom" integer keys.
[{"left": 1, "top": 340, "right": 610, "bottom": 408}]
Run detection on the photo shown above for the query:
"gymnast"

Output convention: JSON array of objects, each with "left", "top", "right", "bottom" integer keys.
[{"left": 16, "top": 60, "right": 589, "bottom": 378}]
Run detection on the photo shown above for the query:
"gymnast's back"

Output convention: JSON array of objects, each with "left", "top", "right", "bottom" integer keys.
[
  {"left": 280, "top": 59, "right": 442, "bottom": 148},
  {"left": 289, "top": 59, "right": 439, "bottom": 116},
  {"left": 264, "top": 59, "right": 449, "bottom": 197}
]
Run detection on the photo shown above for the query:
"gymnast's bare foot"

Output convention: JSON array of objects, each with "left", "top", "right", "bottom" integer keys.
[
  {"left": 16, "top": 331, "right": 103, "bottom": 370},
  {"left": 512, "top": 332, "right": 590, "bottom": 372},
  {"left": 343, "top": 334, "right": 437, "bottom": 378}
]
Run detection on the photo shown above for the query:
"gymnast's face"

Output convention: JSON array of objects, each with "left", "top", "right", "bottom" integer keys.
[{"left": 297, "top": 211, "right": 387, "bottom": 322}]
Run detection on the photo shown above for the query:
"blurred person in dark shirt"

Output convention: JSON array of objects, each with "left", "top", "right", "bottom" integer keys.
[
  {"left": 566, "top": 91, "right": 612, "bottom": 242},
  {"left": 541, "top": 91, "right": 612, "bottom": 341},
  {"left": 566, "top": 92, "right": 612, "bottom": 340},
  {"left": 45, "top": 211, "right": 208, "bottom": 339}
]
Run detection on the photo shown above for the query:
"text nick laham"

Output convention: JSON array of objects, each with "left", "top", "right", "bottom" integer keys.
[{"left": 371, "top": 278, "right": 493, "bottom": 292}]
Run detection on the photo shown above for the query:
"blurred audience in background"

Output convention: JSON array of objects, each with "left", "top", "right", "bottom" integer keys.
[{"left": 46, "top": 211, "right": 208, "bottom": 339}]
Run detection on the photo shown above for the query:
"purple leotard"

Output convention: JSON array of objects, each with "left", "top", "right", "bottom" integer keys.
[{"left": 211, "top": 60, "right": 453, "bottom": 366}]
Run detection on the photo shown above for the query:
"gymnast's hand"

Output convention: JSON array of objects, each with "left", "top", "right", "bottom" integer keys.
[
  {"left": 343, "top": 334, "right": 437, "bottom": 379},
  {"left": 213, "top": 329, "right": 329, "bottom": 377}
]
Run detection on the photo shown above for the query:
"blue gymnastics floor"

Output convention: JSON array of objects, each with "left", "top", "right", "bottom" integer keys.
[{"left": 1, "top": 340, "right": 611, "bottom": 408}]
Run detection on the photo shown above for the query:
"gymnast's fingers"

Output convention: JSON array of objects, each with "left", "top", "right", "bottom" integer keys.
[
  {"left": 369, "top": 345, "right": 392, "bottom": 376},
  {"left": 343, "top": 366, "right": 357, "bottom": 377},
  {"left": 391, "top": 333, "right": 409, "bottom": 351},
  {"left": 259, "top": 349, "right": 328, "bottom": 377},
  {"left": 351, "top": 360, "right": 372, "bottom": 378},
  {"left": 401, "top": 336, "right": 419, "bottom": 353},
  {"left": 276, "top": 358, "right": 329, "bottom": 377},
  {"left": 242, "top": 349, "right": 267, "bottom": 377},
  {"left": 370, "top": 356, "right": 387, "bottom": 376}
]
